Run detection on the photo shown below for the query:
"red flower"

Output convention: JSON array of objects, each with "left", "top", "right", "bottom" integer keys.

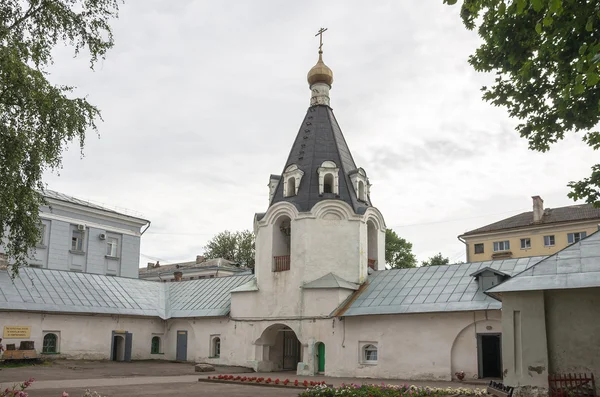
[
  {"left": 294, "top": 380, "right": 299, "bottom": 386},
  {"left": 303, "top": 380, "right": 309, "bottom": 386},
  {"left": 283, "top": 379, "right": 289, "bottom": 385},
  {"left": 274, "top": 379, "right": 280, "bottom": 384}
]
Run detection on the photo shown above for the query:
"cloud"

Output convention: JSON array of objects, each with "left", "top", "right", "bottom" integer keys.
[{"left": 42, "top": 0, "right": 595, "bottom": 265}]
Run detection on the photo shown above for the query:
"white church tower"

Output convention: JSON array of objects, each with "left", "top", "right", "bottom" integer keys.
[{"left": 231, "top": 33, "right": 386, "bottom": 324}]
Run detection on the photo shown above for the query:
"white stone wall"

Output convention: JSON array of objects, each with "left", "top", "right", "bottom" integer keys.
[
  {"left": 0, "top": 312, "right": 165, "bottom": 360},
  {"left": 0, "top": 308, "right": 501, "bottom": 381},
  {"left": 545, "top": 288, "right": 600, "bottom": 376}
]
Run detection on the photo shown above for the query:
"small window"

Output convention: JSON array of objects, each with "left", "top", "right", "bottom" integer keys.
[
  {"left": 151, "top": 336, "right": 161, "bottom": 354},
  {"left": 214, "top": 338, "right": 220, "bottom": 357},
  {"left": 358, "top": 181, "right": 365, "bottom": 201},
  {"left": 209, "top": 275, "right": 215, "bottom": 278},
  {"left": 567, "top": 232, "right": 587, "bottom": 244},
  {"left": 43, "top": 333, "right": 58, "bottom": 353},
  {"left": 544, "top": 235, "right": 555, "bottom": 247},
  {"left": 493, "top": 241, "right": 510, "bottom": 252},
  {"left": 323, "top": 174, "right": 334, "bottom": 194},
  {"left": 211, "top": 336, "right": 221, "bottom": 358},
  {"left": 520, "top": 238, "right": 531, "bottom": 249},
  {"left": 106, "top": 237, "right": 118, "bottom": 257},
  {"left": 363, "top": 344, "right": 377, "bottom": 363},
  {"left": 474, "top": 243, "right": 484, "bottom": 254},
  {"left": 71, "top": 230, "right": 84, "bottom": 251},
  {"left": 286, "top": 177, "right": 297, "bottom": 197},
  {"left": 189, "top": 277, "right": 195, "bottom": 280}
]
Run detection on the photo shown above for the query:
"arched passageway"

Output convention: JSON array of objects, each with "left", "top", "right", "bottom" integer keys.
[{"left": 254, "top": 324, "right": 302, "bottom": 372}]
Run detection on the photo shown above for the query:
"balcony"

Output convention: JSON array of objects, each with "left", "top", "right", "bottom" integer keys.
[
  {"left": 368, "top": 259, "right": 377, "bottom": 269},
  {"left": 273, "top": 255, "right": 290, "bottom": 272}
]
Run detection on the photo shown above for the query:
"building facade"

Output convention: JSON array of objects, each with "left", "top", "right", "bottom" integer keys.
[
  {"left": 139, "top": 256, "right": 248, "bottom": 282},
  {"left": 459, "top": 196, "right": 600, "bottom": 262},
  {"left": 3, "top": 45, "right": 598, "bottom": 395},
  {"left": 0, "top": 190, "right": 150, "bottom": 278}
]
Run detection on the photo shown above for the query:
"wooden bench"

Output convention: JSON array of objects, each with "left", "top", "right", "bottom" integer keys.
[{"left": 549, "top": 374, "right": 597, "bottom": 397}]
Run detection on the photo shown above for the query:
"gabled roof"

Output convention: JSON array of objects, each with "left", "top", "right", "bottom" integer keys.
[
  {"left": 139, "top": 257, "right": 242, "bottom": 277},
  {"left": 42, "top": 190, "right": 148, "bottom": 222},
  {"left": 340, "top": 256, "right": 545, "bottom": 317},
  {"left": 469, "top": 267, "right": 510, "bottom": 278},
  {"left": 487, "top": 231, "right": 600, "bottom": 299},
  {"left": 270, "top": 105, "right": 371, "bottom": 214},
  {"left": 460, "top": 204, "right": 600, "bottom": 237},
  {"left": 230, "top": 277, "right": 258, "bottom": 292},
  {"left": 0, "top": 268, "right": 253, "bottom": 319},
  {"left": 302, "top": 273, "right": 359, "bottom": 290}
]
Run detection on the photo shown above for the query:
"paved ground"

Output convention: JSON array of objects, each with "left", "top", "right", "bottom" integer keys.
[
  {"left": 0, "top": 360, "right": 486, "bottom": 396},
  {"left": 0, "top": 360, "right": 248, "bottom": 382},
  {"left": 27, "top": 382, "right": 301, "bottom": 397}
]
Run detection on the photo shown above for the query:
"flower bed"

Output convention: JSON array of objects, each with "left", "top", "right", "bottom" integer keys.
[
  {"left": 0, "top": 379, "right": 105, "bottom": 397},
  {"left": 298, "top": 383, "right": 486, "bottom": 397},
  {"left": 202, "top": 374, "right": 328, "bottom": 388}
]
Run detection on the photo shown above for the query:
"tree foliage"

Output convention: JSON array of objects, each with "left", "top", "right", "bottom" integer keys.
[
  {"left": 421, "top": 253, "right": 451, "bottom": 267},
  {"left": 385, "top": 228, "right": 417, "bottom": 269},
  {"left": 0, "top": 0, "right": 120, "bottom": 274},
  {"left": 445, "top": 0, "right": 600, "bottom": 206},
  {"left": 203, "top": 230, "right": 255, "bottom": 269}
]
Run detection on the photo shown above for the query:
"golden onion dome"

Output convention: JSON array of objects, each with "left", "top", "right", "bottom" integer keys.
[{"left": 307, "top": 51, "right": 333, "bottom": 86}]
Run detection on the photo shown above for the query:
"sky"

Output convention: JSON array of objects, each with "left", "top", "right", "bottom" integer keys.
[{"left": 43, "top": 0, "right": 596, "bottom": 267}]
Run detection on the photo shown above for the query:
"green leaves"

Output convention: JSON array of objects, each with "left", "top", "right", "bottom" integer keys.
[
  {"left": 203, "top": 230, "right": 255, "bottom": 269},
  {"left": 0, "top": 0, "right": 120, "bottom": 274},
  {"left": 385, "top": 229, "right": 417, "bottom": 269},
  {"left": 421, "top": 253, "right": 452, "bottom": 267}
]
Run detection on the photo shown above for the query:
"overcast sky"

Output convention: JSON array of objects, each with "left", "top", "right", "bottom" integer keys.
[{"left": 43, "top": 0, "right": 595, "bottom": 267}]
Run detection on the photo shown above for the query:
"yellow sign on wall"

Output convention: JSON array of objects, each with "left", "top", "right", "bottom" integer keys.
[{"left": 3, "top": 326, "right": 31, "bottom": 339}]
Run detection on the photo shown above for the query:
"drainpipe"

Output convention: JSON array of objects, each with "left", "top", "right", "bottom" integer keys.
[
  {"left": 141, "top": 220, "right": 151, "bottom": 235},
  {"left": 458, "top": 235, "right": 469, "bottom": 263}
]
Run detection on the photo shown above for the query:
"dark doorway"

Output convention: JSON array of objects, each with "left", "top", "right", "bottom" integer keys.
[
  {"left": 111, "top": 331, "right": 131, "bottom": 362},
  {"left": 176, "top": 330, "right": 188, "bottom": 361},
  {"left": 282, "top": 330, "right": 301, "bottom": 370},
  {"left": 478, "top": 334, "right": 502, "bottom": 378}
]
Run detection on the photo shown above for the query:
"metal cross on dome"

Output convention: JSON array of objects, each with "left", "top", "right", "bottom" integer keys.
[{"left": 315, "top": 27, "right": 328, "bottom": 52}]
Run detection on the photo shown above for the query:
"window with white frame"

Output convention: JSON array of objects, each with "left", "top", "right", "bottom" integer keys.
[
  {"left": 544, "top": 235, "right": 555, "bottom": 247},
  {"left": 106, "top": 237, "right": 119, "bottom": 257},
  {"left": 42, "top": 331, "right": 60, "bottom": 353},
  {"left": 361, "top": 343, "right": 378, "bottom": 364},
  {"left": 567, "top": 232, "right": 587, "bottom": 244},
  {"left": 349, "top": 168, "right": 369, "bottom": 202},
  {"left": 493, "top": 240, "right": 510, "bottom": 252},
  {"left": 211, "top": 335, "right": 221, "bottom": 358},
  {"left": 71, "top": 230, "right": 84, "bottom": 251},
  {"left": 520, "top": 238, "right": 531, "bottom": 249},
  {"left": 282, "top": 164, "right": 304, "bottom": 197},
  {"left": 317, "top": 161, "right": 339, "bottom": 195}
]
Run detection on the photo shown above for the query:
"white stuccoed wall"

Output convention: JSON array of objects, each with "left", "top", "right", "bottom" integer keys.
[
  {"left": 0, "top": 308, "right": 502, "bottom": 381},
  {"left": 0, "top": 312, "right": 164, "bottom": 360},
  {"left": 251, "top": 201, "right": 386, "bottom": 320}
]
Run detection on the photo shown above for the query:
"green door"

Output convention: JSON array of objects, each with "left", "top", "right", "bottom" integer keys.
[{"left": 317, "top": 343, "right": 325, "bottom": 372}]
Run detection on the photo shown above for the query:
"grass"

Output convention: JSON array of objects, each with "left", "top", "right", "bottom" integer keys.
[{"left": 0, "top": 359, "right": 49, "bottom": 368}]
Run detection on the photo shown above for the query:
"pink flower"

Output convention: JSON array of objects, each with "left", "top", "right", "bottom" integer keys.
[{"left": 62, "top": 392, "right": 69, "bottom": 397}]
